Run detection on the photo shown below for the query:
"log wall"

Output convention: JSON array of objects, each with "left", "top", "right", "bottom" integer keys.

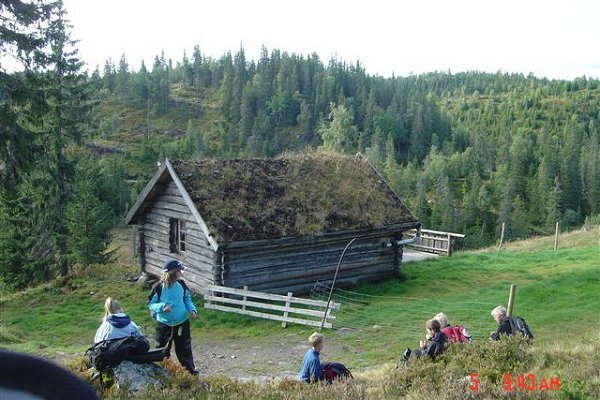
[
  {"left": 140, "top": 181, "right": 217, "bottom": 294},
  {"left": 220, "top": 231, "right": 402, "bottom": 295}
]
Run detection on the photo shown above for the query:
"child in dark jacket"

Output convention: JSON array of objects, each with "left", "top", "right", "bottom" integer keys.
[
  {"left": 418, "top": 319, "right": 448, "bottom": 358},
  {"left": 399, "top": 319, "right": 448, "bottom": 365},
  {"left": 299, "top": 332, "right": 325, "bottom": 383}
]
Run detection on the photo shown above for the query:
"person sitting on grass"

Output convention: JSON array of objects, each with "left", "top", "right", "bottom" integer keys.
[
  {"left": 490, "top": 305, "right": 512, "bottom": 340},
  {"left": 490, "top": 305, "right": 534, "bottom": 340},
  {"left": 299, "top": 332, "right": 325, "bottom": 383},
  {"left": 400, "top": 319, "right": 448, "bottom": 365},
  {"left": 94, "top": 297, "right": 149, "bottom": 354},
  {"left": 434, "top": 312, "right": 472, "bottom": 343},
  {"left": 89, "top": 297, "right": 151, "bottom": 371}
]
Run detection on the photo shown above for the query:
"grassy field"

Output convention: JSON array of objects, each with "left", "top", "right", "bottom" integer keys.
[{"left": 1, "top": 227, "right": 599, "bottom": 398}]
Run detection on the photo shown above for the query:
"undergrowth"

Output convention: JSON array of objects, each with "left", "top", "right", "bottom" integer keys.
[{"left": 85, "top": 336, "right": 599, "bottom": 399}]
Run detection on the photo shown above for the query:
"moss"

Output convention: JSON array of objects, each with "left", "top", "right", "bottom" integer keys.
[{"left": 172, "top": 152, "right": 417, "bottom": 242}]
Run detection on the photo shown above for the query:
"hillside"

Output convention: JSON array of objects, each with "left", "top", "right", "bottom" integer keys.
[
  {"left": 1, "top": 227, "right": 598, "bottom": 398},
  {"left": 88, "top": 60, "right": 600, "bottom": 251}
]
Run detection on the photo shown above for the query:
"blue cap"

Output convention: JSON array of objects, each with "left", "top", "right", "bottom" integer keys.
[{"left": 164, "top": 259, "right": 185, "bottom": 272}]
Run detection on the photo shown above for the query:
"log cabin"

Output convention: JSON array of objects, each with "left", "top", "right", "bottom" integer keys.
[{"left": 125, "top": 153, "right": 420, "bottom": 295}]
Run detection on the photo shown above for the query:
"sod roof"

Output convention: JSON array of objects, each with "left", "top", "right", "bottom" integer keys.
[{"left": 170, "top": 153, "right": 418, "bottom": 243}]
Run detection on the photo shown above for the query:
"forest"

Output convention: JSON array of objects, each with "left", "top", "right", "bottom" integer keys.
[{"left": 1, "top": 0, "right": 599, "bottom": 288}]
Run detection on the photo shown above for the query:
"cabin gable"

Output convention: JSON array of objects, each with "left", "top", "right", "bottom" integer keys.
[{"left": 138, "top": 180, "right": 217, "bottom": 293}]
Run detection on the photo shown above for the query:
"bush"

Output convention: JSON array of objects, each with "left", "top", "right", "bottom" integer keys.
[{"left": 583, "top": 214, "right": 600, "bottom": 227}]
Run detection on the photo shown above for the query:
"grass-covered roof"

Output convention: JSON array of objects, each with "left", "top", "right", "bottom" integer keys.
[{"left": 171, "top": 153, "right": 418, "bottom": 242}]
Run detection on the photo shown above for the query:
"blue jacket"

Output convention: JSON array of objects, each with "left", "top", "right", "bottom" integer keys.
[
  {"left": 94, "top": 313, "right": 143, "bottom": 344},
  {"left": 148, "top": 281, "right": 197, "bottom": 326},
  {"left": 299, "top": 348, "right": 323, "bottom": 383}
]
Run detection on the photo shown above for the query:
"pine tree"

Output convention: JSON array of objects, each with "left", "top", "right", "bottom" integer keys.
[
  {"left": 116, "top": 54, "right": 130, "bottom": 100},
  {"left": 297, "top": 99, "right": 313, "bottom": 138},
  {"left": 152, "top": 53, "right": 170, "bottom": 113},
  {"left": 42, "top": 1, "right": 92, "bottom": 275},
  {"left": 409, "top": 104, "right": 429, "bottom": 161},
  {"left": 547, "top": 176, "right": 562, "bottom": 227},
  {"left": 66, "top": 161, "right": 114, "bottom": 266}
]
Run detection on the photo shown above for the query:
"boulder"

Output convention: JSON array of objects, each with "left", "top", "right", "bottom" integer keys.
[{"left": 112, "top": 361, "right": 167, "bottom": 392}]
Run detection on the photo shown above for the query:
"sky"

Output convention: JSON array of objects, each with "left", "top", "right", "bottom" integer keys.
[{"left": 61, "top": 0, "right": 600, "bottom": 80}]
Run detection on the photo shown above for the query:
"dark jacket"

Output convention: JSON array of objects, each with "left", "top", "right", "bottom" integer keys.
[
  {"left": 490, "top": 318, "right": 512, "bottom": 341},
  {"left": 423, "top": 332, "right": 447, "bottom": 358}
]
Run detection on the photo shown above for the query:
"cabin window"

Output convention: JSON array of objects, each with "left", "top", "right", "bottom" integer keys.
[{"left": 169, "top": 218, "right": 186, "bottom": 253}]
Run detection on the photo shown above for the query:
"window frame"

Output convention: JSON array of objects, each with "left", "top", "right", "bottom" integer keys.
[{"left": 169, "top": 218, "right": 187, "bottom": 254}]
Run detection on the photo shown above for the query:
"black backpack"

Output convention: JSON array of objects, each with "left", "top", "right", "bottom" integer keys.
[
  {"left": 148, "top": 279, "right": 190, "bottom": 319},
  {"left": 86, "top": 336, "right": 151, "bottom": 371},
  {"left": 323, "top": 362, "right": 353, "bottom": 383},
  {"left": 86, "top": 336, "right": 135, "bottom": 372},
  {"left": 507, "top": 316, "right": 534, "bottom": 340}
]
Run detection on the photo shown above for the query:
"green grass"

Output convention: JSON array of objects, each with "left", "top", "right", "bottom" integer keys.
[
  {"left": 1, "top": 228, "right": 598, "bottom": 368},
  {"left": 329, "top": 242, "right": 599, "bottom": 367}
]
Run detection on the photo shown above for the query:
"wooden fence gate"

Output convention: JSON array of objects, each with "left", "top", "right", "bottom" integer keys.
[
  {"left": 204, "top": 285, "right": 340, "bottom": 329},
  {"left": 405, "top": 228, "right": 466, "bottom": 256}
]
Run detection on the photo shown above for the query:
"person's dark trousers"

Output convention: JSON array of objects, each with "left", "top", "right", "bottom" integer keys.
[{"left": 155, "top": 320, "right": 195, "bottom": 374}]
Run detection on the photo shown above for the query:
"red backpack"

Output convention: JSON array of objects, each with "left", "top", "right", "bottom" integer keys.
[{"left": 442, "top": 325, "right": 467, "bottom": 343}]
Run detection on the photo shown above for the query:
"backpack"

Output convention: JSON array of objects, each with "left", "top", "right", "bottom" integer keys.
[
  {"left": 323, "top": 362, "right": 353, "bottom": 383},
  {"left": 86, "top": 336, "right": 135, "bottom": 372},
  {"left": 148, "top": 279, "right": 190, "bottom": 319},
  {"left": 86, "top": 335, "right": 151, "bottom": 372},
  {"left": 442, "top": 325, "right": 468, "bottom": 343},
  {"left": 507, "top": 316, "right": 534, "bottom": 340}
]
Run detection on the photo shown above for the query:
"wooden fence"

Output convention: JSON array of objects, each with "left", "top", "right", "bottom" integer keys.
[
  {"left": 405, "top": 228, "right": 466, "bottom": 256},
  {"left": 204, "top": 285, "right": 341, "bottom": 329}
]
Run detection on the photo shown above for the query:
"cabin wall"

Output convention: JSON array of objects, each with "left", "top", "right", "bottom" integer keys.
[
  {"left": 140, "top": 181, "right": 216, "bottom": 294},
  {"left": 220, "top": 231, "right": 402, "bottom": 295}
]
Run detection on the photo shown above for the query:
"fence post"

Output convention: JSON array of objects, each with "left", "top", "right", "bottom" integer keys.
[
  {"left": 507, "top": 284, "right": 517, "bottom": 317},
  {"left": 498, "top": 222, "right": 506, "bottom": 251},
  {"left": 554, "top": 221, "right": 560, "bottom": 251},
  {"left": 206, "top": 287, "right": 212, "bottom": 307},
  {"left": 447, "top": 233, "right": 452, "bottom": 256},
  {"left": 242, "top": 286, "right": 248, "bottom": 311},
  {"left": 281, "top": 291, "right": 293, "bottom": 328}
]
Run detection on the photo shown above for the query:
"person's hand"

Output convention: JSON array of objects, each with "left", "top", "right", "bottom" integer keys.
[
  {"left": 163, "top": 305, "right": 172, "bottom": 313},
  {"left": 419, "top": 339, "right": 426, "bottom": 348},
  {"left": 189, "top": 310, "right": 197, "bottom": 319}
]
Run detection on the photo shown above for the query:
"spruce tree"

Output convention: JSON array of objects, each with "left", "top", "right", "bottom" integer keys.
[{"left": 66, "top": 161, "right": 114, "bottom": 266}]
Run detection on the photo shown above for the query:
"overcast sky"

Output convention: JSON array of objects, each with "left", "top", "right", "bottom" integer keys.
[{"left": 61, "top": 0, "right": 599, "bottom": 80}]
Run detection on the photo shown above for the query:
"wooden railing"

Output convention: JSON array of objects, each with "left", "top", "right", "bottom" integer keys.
[
  {"left": 204, "top": 285, "right": 340, "bottom": 329},
  {"left": 405, "top": 228, "right": 466, "bottom": 256}
]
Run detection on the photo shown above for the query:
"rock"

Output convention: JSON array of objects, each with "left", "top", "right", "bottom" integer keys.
[
  {"left": 372, "top": 324, "right": 382, "bottom": 330},
  {"left": 112, "top": 361, "right": 167, "bottom": 392},
  {"left": 230, "top": 355, "right": 237, "bottom": 359}
]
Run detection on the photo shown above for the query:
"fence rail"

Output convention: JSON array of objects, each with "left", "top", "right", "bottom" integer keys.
[
  {"left": 204, "top": 285, "right": 341, "bottom": 329},
  {"left": 405, "top": 228, "right": 466, "bottom": 256}
]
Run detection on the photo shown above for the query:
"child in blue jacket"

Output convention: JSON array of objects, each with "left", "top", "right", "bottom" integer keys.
[
  {"left": 148, "top": 260, "right": 197, "bottom": 374},
  {"left": 299, "top": 332, "right": 325, "bottom": 383}
]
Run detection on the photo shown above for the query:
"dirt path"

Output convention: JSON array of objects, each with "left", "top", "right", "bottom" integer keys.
[{"left": 190, "top": 332, "right": 362, "bottom": 381}]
